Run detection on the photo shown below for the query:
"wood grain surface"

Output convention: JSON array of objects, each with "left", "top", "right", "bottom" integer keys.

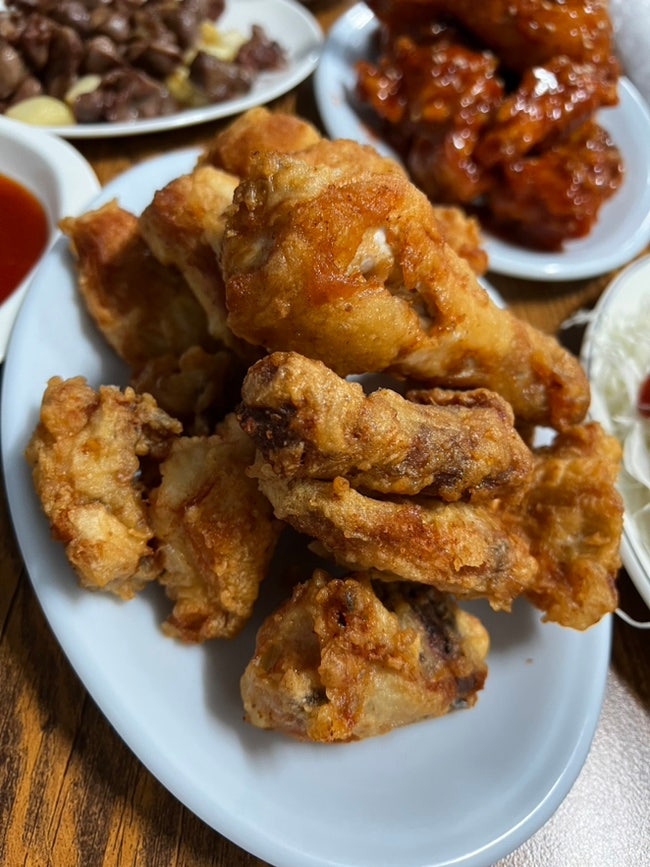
[{"left": 1, "top": 3, "right": 649, "bottom": 865}]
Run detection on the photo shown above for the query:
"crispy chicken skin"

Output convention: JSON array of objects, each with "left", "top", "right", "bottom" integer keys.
[
  {"left": 200, "top": 107, "right": 488, "bottom": 274},
  {"left": 25, "top": 376, "right": 181, "bottom": 599},
  {"left": 518, "top": 423, "right": 623, "bottom": 630},
  {"left": 198, "top": 105, "right": 322, "bottom": 176},
  {"left": 251, "top": 467, "right": 538, "bottom": 611},
  {"left": 61, "top": 198, "right": 244, "bottom": 433},
  {"left": 130, "top": 345, "right": 243, "bottom": 437},
  {"left": 60, "top": 201, "right": 212, "bottom": 370},
  {"left": 222, "top": 149, "right": 589, "bottom": 430},
  {"left": 149, "top": 414, "right": 283, "bottom": 642},
  {"left": 238, "top": 351, "right": 533, "bottom": 501},
  {"left": 241, "top": 569, "right": 489, "bottom": 742},
  {"left": 138, "top": 165, "right": 252, "bottom": 357}
]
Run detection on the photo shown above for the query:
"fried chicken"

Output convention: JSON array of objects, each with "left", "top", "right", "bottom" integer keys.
[
  {"left": 366, "top": 0, "right": 615, "bottom": 72},
  {"left": 239, "top": 351, "right": 533, "bottom": 502},
  {"left": 222, "top": 148, "right": 589, "bottom": 430},
  {"left": 200, "top": 107, "right": 488, "bottom": 274},
  {"left": 60, "top": 200, "right": 212, "bottom": 370},
  {"left": 130, "top": 345, "right": 243, "bottom": 437},
  {"left": 517, "top": 423, "right": 623, "bottom": 630},
  {"left": 25, "top": 376, "right": 181, "bottom": 599},
  {"left": 149, "top": 414, "right": 283, "bottom": 642},
  {"left": 357, "top": 0, "right": 621, "bottom": 249},
  {"left": 198, "top": 105, "right": 322, "bottom": 176},
  {"left": 241, "top": 569, "right": 489, "bottom": 742},
  {"left": 61, "top": 198, "right": 244, "bottom": 433},
  {"left": 251, "top": 466, "right": 538, "bottom": 611},
  {"left": 483, "top": 120, "right": 623, "bottom": 251},
  {"left": 138, "top": 164, "right": 252, "bottom": 357}
]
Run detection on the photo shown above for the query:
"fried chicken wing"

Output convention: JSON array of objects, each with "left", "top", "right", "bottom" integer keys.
[
  {"left": 483, "top": 121, "right": 623, "bottom": 251},
  {"left": 239, "top": 351, "right": 533, "bottom": 502},
  {"left": 149, "top": 414, "right": 283, "bottom": 642},
  {"left": 474, "top": 56, "right": 619, "bottom": 169},
  {"left": 241, "top": 569, "right": 489, "bottom": 742},
  {"left": 517, "top": 422, "right": 623, "bottom": 629},
  {"left": 25, "top": 376, "right": 182, "bottom": 598},
  {"left": 60, "top": 200, "right": 212, "bottom": 370},
  {"left": 222, "top": 148, "right": 589, "bottom": 430},
  {"left": 357, "top": 35, "right": 503, "bottom": 204},
  {"left": 252, "top": 466, "right": 538, "bottom": 610}
]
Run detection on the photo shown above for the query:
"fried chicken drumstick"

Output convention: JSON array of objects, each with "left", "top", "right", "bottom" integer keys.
[
  {"left": 241, "top": 569, "right": 489, "bottom": 742},
  {"left": 222, "top": 148, "right": 590, "bottom": 430},
  {"left": 239, "top": 351, "right": 533, "bottom": 502}
]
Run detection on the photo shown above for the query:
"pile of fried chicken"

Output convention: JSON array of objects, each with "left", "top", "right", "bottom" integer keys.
[
  {"left": 355, "top": 0, "right": 623, "bottom": 250},
  {"left": 25, "top": 107, "right": 624, "bottom": 743}
]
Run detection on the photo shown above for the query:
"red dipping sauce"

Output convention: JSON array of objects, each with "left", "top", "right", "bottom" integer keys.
[
  {"left": 0, "top": 173, "right": 49, "bottom": 303},
  {"left": 639, "top": 374, "right": 650, "bottom": 419}
]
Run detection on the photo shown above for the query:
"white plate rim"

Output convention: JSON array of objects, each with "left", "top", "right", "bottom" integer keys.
[
  {"left": 0, "top": 149, "right": 612, "bottom": 867},
  {"left": 0, "top": 115, "right": 100, "bottom": 361},
  {"left": 580, "top": 254, "right": 650, "bottom": 610},
  {"left": 314, "top": 2, "right": 650, "bottom": 282},
  {"left": 1, "top": 0, "right": 323, "bottom": 139}
]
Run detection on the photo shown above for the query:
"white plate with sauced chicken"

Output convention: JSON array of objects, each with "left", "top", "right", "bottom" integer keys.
[{"left": 315, "top": 3, "right": 650, "bottom": 281}]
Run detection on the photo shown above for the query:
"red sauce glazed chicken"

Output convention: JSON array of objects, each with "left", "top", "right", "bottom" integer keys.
[{"left": 356, "top": 0, "right": 624, "bottom": 251}]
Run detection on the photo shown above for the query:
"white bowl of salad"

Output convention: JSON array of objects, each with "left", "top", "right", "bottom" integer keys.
[{"left": 581, "top": 255, "right": 650, "bottom": 610}]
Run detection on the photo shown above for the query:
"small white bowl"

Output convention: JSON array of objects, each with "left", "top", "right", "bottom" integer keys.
[{"left": 0, "top": 115, "right": 100, "bottom": 360}]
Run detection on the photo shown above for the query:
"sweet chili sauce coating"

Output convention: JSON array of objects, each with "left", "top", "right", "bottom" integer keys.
[{"left": 356, "top": 0, "right": 623, "bottom": 250}]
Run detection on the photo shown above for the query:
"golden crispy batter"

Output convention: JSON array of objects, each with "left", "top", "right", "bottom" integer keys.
[
  {"left": 222, "top": 149, "right": 589, "bottom": 430},
  {"left": 517, "top": 423, "right": 623, "bottom": 629},
  {"left": 298, "top": 141, "right": 488, "bottom": 274},
  {"left": 252, "top": 466, "right": 538, "bottom": 610},
  {"left": 238, "top": 351, "right": 533, "bottom": 501},
  {"left": 138, "top": 165, "right": 253, "bottom": 357},
  {"left": 428, "top": 205, "right": 488, "bottom": 275},
  {"left": 241, "top": 569, "right": 489, "bottom": 742},
  {"left": 201, "top": 106, "right": 488, "bottom": 274},
  {"left": 25, "top": 376, "right": 182, "bottom": 599},
  {"left": 149, "top": 414, "right": 283, "bottom": 642},
  {"left": 60, "top": 200, "right": 212, "bottom": 370},
  {"left": 198, "top": 105, "right": 322, "bottom": 176}
]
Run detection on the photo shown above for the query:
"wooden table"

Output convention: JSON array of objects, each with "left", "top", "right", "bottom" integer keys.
[{"left": 1, "top": 2, "right": 649, "bottom": 864}]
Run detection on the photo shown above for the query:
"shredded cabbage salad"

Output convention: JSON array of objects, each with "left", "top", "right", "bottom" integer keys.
[{"left": 588, "top": 301, "right": 650, "bottom": 560}]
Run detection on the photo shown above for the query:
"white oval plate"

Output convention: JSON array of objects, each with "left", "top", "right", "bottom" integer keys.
[
  {"left": 2, "top": 0, "right": 322, "bottom": 139},
  {"left": 581, "top": 255, "right": 650, "bottom": 610},
  {"left": 0, "top": 115, "right": 100, "bottom": 361},
  {"left": 314, "top": 3, "right": 650, "bottom": 282},
  {"left": 1, "top": 149, "right": 611, "bottom": 867}
]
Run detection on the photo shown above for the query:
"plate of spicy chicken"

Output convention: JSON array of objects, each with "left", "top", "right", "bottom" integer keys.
[
  {"left": 315, "top": 2, "right": 650, "bottom": 281},
  {"left": 0, "top": 131, "right": 617, "bottom": 867}
]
